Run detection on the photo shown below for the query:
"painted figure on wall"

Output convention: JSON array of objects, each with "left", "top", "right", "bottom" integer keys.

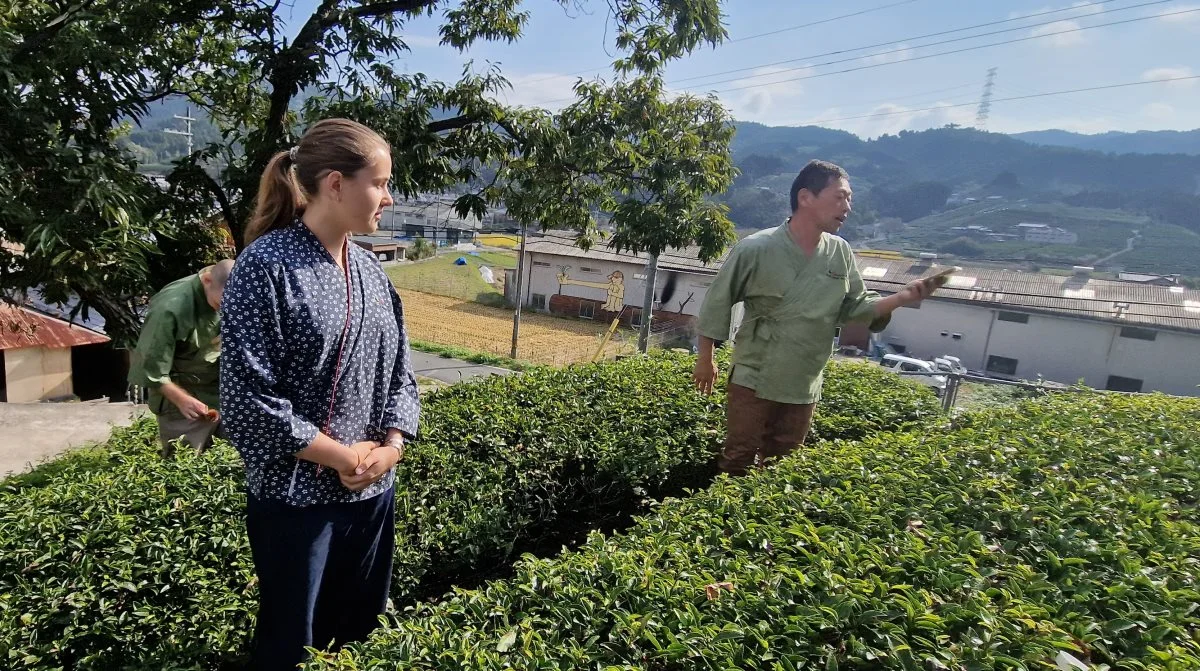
[{"left": 557, "top": 269, "right": 625, "bottom": 312}]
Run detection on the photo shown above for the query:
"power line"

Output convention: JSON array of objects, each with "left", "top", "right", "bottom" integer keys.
[
  {"left": 693, "top": 2, "right": 1185, "bottom": 95},
  {"left": 776, "top": 74, "right": 1200, "bottom": 125},
  {"left": 992, "top": 81, "right": 1140, "bottom": 124},
  {"left": 728, "top": 0, "right": 921, "bottom": 43},
  {"left": 788, "top": 82, "right": 981, "bottom": 115},
  {"left": 699, "top": 7, "right": 1200, "bottom": 96},
  {"left": 667, "top": 0, "right": 1134, "bottom": 87},
  {"left": 518, "top": 0, "right": 925, "bottom": 88},
  {"left": 529, "top": 2, "right": 1188, "bottom": 108}
]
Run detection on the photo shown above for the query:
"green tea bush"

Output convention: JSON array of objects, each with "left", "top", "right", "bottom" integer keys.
[
  {"left": 309, "top": 392, "right": 1200, "bottom": 671},
  {"left": 0, "top": 353, "right": 938, "bottom": 670}
]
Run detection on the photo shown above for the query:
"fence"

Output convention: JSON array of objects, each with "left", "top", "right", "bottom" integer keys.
[{"left": 896, "top": 369, "right": 1088, "bottom": 412}]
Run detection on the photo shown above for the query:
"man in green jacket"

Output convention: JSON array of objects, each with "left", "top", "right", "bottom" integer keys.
[
  {"left": 129, "top": 260, "right": 235, "bottom": 456},
  {"left": 694, "top": 160, "right": 941, "bottom": 475}
]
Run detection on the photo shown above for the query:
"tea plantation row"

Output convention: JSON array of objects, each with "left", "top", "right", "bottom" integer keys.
[
  {"left": 0, "top": 354, "right": 939, "bottom": 670},
  {"left": 308, "top": 392, "right": 1200, "bottom": 670}
]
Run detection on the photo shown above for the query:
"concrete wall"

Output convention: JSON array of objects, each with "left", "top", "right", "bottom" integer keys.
[
  {"left": 522, "top": 251, "right": 714, "bottom": 318},
  {"left": 879, "top": 298, "right": 1200, "bottom": 396},
  {"left": 519, "top": 251, "right": 713, "bottom": 340},
  {"left": 3, "top": 346, "right": 73, "bottom": 402}
]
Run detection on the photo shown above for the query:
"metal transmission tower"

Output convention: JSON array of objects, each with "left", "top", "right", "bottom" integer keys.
[
  {"left": 163, "top": 106, "right": 196, "bottom": 156},
  {"left": 975, "top": 67, "right": 997, "bottom": 129}
]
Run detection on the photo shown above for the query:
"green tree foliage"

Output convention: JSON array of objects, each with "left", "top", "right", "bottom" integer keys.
[
  {"left": 938, "top": 235, "right": 985, "bottom": 257},
  {"left": 872, "top": 181, "right": 952, "bottom": 222},
  {"left": 988, "top": 170, "right": 1022, "bottom": 190},
  {"left": 0, "top": 0, "right": 736, "bottom": 343}
]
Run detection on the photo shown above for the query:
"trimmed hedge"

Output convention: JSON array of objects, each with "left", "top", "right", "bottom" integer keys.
[
  {"left": 0, "top": 354, "right": 939, "bottom": 670},
  {"left": 308, "top": 392, "right": 1200, "bottom": 671}
]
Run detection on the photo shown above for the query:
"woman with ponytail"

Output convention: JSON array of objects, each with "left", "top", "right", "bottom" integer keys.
[{"left": 219, "top": 119, "right": 419, "bottom": 669}]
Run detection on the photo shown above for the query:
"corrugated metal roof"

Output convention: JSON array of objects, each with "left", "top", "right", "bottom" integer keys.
[
  {"left": 523, "top": 234, "right": 1200, "bottom": 334},
  {"left": 855, "top": 258, "right": 1200, "bottom": 334},
  {"left": 524, "top": 232, "right": 729, "bottom": 275},
  {"left": 0, "top": 304, "right": 111, "bottom": 351},
  {"left": 24, "top": 288, "right": 110, "bottom": 334}
]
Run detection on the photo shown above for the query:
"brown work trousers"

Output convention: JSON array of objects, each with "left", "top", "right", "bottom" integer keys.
[
  {"left": 157, "top": 413, "right": 223, "bottom": 458},
  {"left": 718, "top": 382, "right": 815, "bottom": 476}
]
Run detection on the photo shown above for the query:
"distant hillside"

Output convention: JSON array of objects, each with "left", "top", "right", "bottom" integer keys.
[
  {"left": 730, "top": 125, "right": 1200, "bottom": 193},
  {"left": 724, "top": 123, "right": 1200, "bottom": 277},
  {"left": 1012, "top": 129, "right": 1200, "bottom": 156},
  {"left": 883, "top": 200, "right": 1200, "bottom": 277}
]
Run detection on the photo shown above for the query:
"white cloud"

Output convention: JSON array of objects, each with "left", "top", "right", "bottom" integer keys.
[
  {"left": 723, "top": 66, "right": 813, "bottom": 121},
  {"left": 502, "top": 72, "right": 583, "bottom": 109},
  {"left": 1141, "top": 66, "right": 1197, "bottom": 89},
  {"left": 795, "top": 101, "right": 976, "bottom": 139},
  {"left": 403, "top": 34, "right": 441, "bottom": 48},
  {"left": 1141, "top": 102, "right": 1176, "bottom": 121},
  {"left": 862, "top": 44, "right": 914, "bottom": 66},
  {"left": 1068, "top": 1, "right": 1104, "bottom": 15},
  {"left": 1030, "top": 20, "right": 1086, "bottom": 47},
  {"left": 1011, "top": 2, "right": 1102, "bottom": 20},
  {"left": 1156, "top": 4, "right": 1200, "bottom": 24}
]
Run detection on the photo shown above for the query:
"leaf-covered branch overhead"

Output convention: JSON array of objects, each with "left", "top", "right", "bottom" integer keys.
[{"left": 1, "top": 0, "right": 735, "bottom": 343}]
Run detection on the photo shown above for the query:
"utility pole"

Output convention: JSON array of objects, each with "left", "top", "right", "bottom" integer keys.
[
  {"left": 163, "top": 106, "right": 196, "bottom": 156},
  {"left": 510, "top": 222, "right": 528, "bottom": 359},
  {"left": 637, "top": 253, "right": 659, "bottom": 353}
]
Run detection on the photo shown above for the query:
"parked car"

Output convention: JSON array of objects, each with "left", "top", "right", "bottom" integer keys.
[
  {"left": 934, "top": 355, "right": 967, "bottom": 375},
  {"left": 879, "top": 354, "right": 949, "bottom": 395}
]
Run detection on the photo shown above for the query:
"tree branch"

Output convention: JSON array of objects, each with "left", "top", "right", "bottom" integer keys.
[
  {"left": 352, "top": 0, "right": 438, "bottom": 18},
  {"left": 13, "top": 0, "right": 101, "bottom": 64},
  {"left": 191, "top": 167, "right": 237, "bottom": 235},
  {"left": 426, "top": 114, "right": 475, "bottom": 134}
]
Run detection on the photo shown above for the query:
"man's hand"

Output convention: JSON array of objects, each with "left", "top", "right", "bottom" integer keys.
[
  {"left": 339, "top": 444, "right": 399, "bottom": 492},
  {"left": 173, "top": 395, "right": 210, "bottom": 421},
  {"left": 693, "top": 356, "right": 718, "bottom": 395},
  {"left": 897, "top": 278, "right": 936, "bottom": 306}
]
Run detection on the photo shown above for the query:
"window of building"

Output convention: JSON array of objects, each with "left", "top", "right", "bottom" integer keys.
[
  {"left": 1105, "top": 375, "right": 1143, "bottom": 393},
  {"left": 986, "top": 355, "right": 1019, "bottom": 376},
  {"left": 630, "top": 310, "right": 643, "bottom": 328},
  {"left": 1119, "top": 326, "right": 1156, "bottom": 341},
  {"left": 580, "top": 266, "right": 600, "bottom": 273},
  {"left": 533, "top": 261, "right": 551, "bottom": 268},
  {"left": 531, "top": 294, "right": 547, "bottom": 310},
  {"left": 997, "top": 311, "right": 1029, "bottom": 324},
  {"left": 579, "top": 301, "right": 595, "bottom": 319}
]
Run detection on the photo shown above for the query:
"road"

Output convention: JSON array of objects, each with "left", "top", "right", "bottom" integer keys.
[
  {"left": 1094, "top": 233, "right": 1140, "bottom": 267},
  {"left": 1, "top": 354, "right": 512, "bottom": 478},
  {"left": 409, "top": 350, "right": 514, "bottom": 384}
]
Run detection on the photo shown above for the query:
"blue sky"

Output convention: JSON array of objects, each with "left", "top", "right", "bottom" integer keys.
[{"left": 285, "top": 0, "right": 1200, "bottom": 137}]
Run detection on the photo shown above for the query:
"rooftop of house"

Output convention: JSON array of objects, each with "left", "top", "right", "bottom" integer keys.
[
  {"left": 523, "top": 231, "right": 729, "bottom": 275},
  {"left": 523, "top": 232, "right": 1200, "bottom": 334},
  {"left": 0, "top": 304, "right": 110, "bottom": 351}
]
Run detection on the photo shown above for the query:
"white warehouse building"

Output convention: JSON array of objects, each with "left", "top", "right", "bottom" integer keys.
[
  {"left": 509, "top": 232, "right": 1200, "bottom": 396},
  {"left": 856, "top": 258, "right": 1200, "bottom": 395}
]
